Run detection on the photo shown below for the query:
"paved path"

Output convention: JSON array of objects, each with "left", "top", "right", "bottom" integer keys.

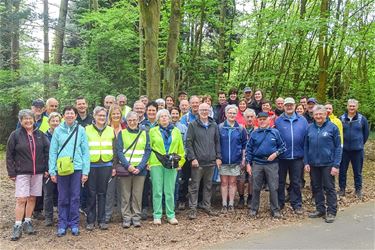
[{"left": 210, "top": 201, "right": 375, "bottom": 249}]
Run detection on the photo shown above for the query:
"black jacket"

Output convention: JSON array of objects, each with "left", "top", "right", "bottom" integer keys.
[
  {"left": 186, "top": 117, "right": 221, "bottom": 166},
  {"left": 6, "top": 127, "right": 50, "bottom": 177}
]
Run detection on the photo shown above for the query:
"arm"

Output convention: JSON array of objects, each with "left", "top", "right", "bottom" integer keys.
[
  {"left": 136, "top": 131, "right": 151, "bottom": 172},
  {"left": 177, "top": 131, "right": 186, "bottom": 168},
  {"left": 116, "top": 131, "right": 130, "bottom": 169},
  {"left": 80, "top": 127, "right": 90, "bottom": 176},
  {"left": 214, "top": 125, "right": 222, "bottom": 160},
  {"left": 48, "top": 131, "right": 59, "bottom": 176},
  {"left": 362, "top": 116, "right": 369, "bottom": 144},
  {"left": 246, "top": 137, "right": 254, "bottom": 164},
  {"left": 42, "top": 133, "right": 50, "bottom": 172},
  {"left": 303, "top": 132, "right": 309, "bottom": 166},
  {"left": 333, "top": 126, "right": 343, "bottom": 168},
  {"left": 112, "top": 138, "right": 118, "bottom": 170},
  {"left": 186, "top": 123, "right": 196, "bottom": 161},
  {"left": 6, "top": 132, "right": 17, "bottom": 178},
  {"left": 275, "top": 130, "right": 286, "bottom": 156}
]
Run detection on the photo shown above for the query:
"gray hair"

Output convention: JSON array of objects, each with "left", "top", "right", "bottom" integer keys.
[
  {"left": 48, "top": 112, "right": 62, "bottom": 122},
  {"left": 155, "top": 98, "right": 165, "bottom": 106},
  {"left": 133, "top": 100, "right": 145, "bottom": 109},
  {"left": 347, "top": 99, "right": 359, "bottom": 106},
  {"left": 18, "top": 109, "right": 34, "bottom": 121},
  {"left": 104, "top": 95, "right": 116, "bottom": 101},
  {"left": 189, "top": 95, "right": 200, "bottom": 104},
  {"left": 116, "top": 94, "right": 127, "bottom": 101},
  {"left": 156, "top": 109, "right": 171, "bottom": 122},
  {"left": 312, "top": 104, "right": 327, "bottom": 114},
  {"left": 93, "top": 106, "right": 107, "bottom": 116},
  {"left": 243, "top": 108, "right": 256, "bottom": 117},
  {"left": 126, "top": 111, "right": 138, "bottom": 121},
  {"left": 225, "top": 104, "right": 238, "bottom": 115}
]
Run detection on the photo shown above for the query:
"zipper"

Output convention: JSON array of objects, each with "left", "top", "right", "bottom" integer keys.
[
  {"left": 28, "top": 133, "right": 37, "bottom": 175},
  {"left": 228, "top": 128, "right": 232, "bottom": 164},
  {"left": 290, "top": 119, "right": 294, "bottom": 159}
]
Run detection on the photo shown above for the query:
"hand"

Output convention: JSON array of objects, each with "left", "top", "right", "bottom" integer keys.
[
  {"left": 246, "top": 163, "right": 252, "bottom": 176},
  {"left": 133, "top": 168, "right": 140, "bottom": 175},
  {"left": 267, "top": 152, "right": 278, "bottom": 161},
  {"left": 191, "top": 159, "right": 199, "bottom": 168},
  {"left": 331, "top": 167, "right": 339, "bottom": 176},
  {"left": 128, "top": 165, "right": 135, "bottom": 172},
  {"left": 44, "top": 171, "right": 49, "bottom": 178},
  {"left": 51, "top": 175, "right": 57, "bottom": 183},
  {"left": 81, "top": 175, "right": 88, "bottom": 184},
  {"left": 304, "top": 164, "right": 310, "bottom": 173},
  {"left": 216, "top": 159, "right": 222, "bottom": 168},
  {"left": 112, "top": 169, "right": 116, "bottom": 177},
  {"left": 146, "top": 164, "right": 150, "bottom": 170},
  {"left": 9, "top": 176, "right": 16, "bottom": 181},
  {"left": 241, "top": 158, "right": 246, "bottom": 168}
]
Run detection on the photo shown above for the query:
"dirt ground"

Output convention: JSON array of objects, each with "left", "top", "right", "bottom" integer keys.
[{"left": 1, "top": 141, "right": 374, "bottom": 250}]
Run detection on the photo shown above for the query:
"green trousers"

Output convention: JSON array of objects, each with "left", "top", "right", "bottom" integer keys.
[{"left": 150, "top": 166, "right": 177, "bottom": 219}]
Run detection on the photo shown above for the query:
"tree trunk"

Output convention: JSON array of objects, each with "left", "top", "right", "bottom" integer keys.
[
  {"left": 216, "top": 0, "right": 226, "bottom": 93},
  {"left": 11, "top": 0, "right": 20, "bottom": 71},
  {"left": 43, "top": 0, "right": 50, "bottom": 97},
  {"left": 162, "top": 0, "right": 181, "bottom": 98},
  {"left": 317, "top": 0, "right": 329, "bottom": 103},
  {"left": 139, "top": 0, "right": 161, "bottom": 100},
  {"left": 139, "top": 15, "right": 146, "bottom": 96},
  {"left": 0, "top": 0, "right": 12, "bottom": 69}
]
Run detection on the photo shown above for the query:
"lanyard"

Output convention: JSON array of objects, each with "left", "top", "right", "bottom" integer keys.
[{"left": 28, "top": 133, "right": 37, "bottom": 175}]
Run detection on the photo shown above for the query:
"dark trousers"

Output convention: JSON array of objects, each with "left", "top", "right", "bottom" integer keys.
[
  {"left": 251, "top": 162, "right": 279, "bottom": 213},
  {"left": 57, "top": 170, "right": 82, "bottom": 229},
  {"left": 44, "top": 177, "right": 58, "bottom": 220},
  {"left": 339, "top": 149, "right": 364, "bottom": 191},
  {"left": 311, "top": 166, "right": 337, "bottom": 215},
  {"left": 87, "top": 167, "right": 112, "bottom": 224},
  {"left": 80, "top": 183, "right": 88, "bottom": 210},
  {"left": 278, "top": 159, "right": 303, "bottom": 209},
  {"left": 179, "top": 160, "right": 191, "bottom": 203},
  {"left": 188, "top": 166, "right": 214, "bottom": 209},
  {"left": 142, "top": 171, "right": 152, "bottom": 208}
]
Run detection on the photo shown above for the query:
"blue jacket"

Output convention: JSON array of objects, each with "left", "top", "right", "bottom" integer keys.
[
  {"left": 49, "top": 121, "right": 90, "bottom": 176},
  {"left": 275, "top": 112, "right": 308, "bottom": 159},
  {"left": 246, "top": 127, "right": 286, "bottom": 165},
  {"left": 340, "top": 112, "right": 369, "bottom": 151},
  {"left": 219, "top": 121, "right": 247, "bottom": 165},
  {"left": 180, "top": 111, "right": 198, "bottom": 127},
  {"left": 304, "top": 120, "right": 342, "bottom": 167}
]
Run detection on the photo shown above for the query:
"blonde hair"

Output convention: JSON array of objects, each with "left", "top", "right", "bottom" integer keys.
[
  {"left": 108, "top": 104, "right": 123, "bottom": 125},
  {"left": 48, "top": 112, "right": 62, "bottom": 122}
]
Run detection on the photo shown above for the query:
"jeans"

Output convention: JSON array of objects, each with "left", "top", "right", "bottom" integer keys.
[
  {"left": 278, "top": 159, "right": 303, "bottom": 209},
  {"left": 105, "top": 176, "right": 121, "bottom": 222},
  {"left": 188, "top": 166, "right": 214, "bottom": 210},
  {"left": 43, "top": 177, "right": 58, "bottom": 220},
  {"left": 311, "top": 166, "right": 337, "bottom": 215},
  {"left": 339, "top": 149, "right": 364, "bottom": 191}
]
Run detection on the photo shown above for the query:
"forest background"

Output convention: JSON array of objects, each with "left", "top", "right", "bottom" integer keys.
[{"left": 0, "top": 0, "right": 374, "bottom": 144}]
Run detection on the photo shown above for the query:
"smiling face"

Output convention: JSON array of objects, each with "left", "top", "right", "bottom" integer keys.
[
  {"left": 347, "top": 102, "right": 358, "bottom": 115},
  {"left": 127, "top": 114, "right": 139, "bottom": 130},
  {"left": 94, "top": 110, "right": 107, "bottom": 127},
  {"left": 179, "top": 100, "right": 190, "bottom": 114},
  {"left": 257, "top": 116, "right": 269, "bottom": 128},
  {"left": 63, "top": 109, "right": 77, "bottom": 126},
  {"left": 31, "top": 106, "right": 44, "bottom": 118},
  {"left": 226, "top": 107, "right": 237, "bottom": 123},
  {"left": 229, "top": 92, "right": 237, "bottom": 101},
  {"left": 198, "top": 103, "right": 210, "bottom": 120},
  {"left": 313, "top": 109, "right": 327, "bottom": 125},
  {"left": 261, "top": 103, "right": 271, "bottom": 113},
  {"left": 49, "top": 116, "right": 61, "bottom": 130},
  {"left": 111, "top": 108, "right": 122, "bottom": 123},
  {"left": 104, "top": 96, "right": 115, "bottom": 110},
  {"left": 46, "top": 99, "right": 59, "bottom": 114},
  {"left": 158, "top": 112, "right": 170, "bottom": 127},
  {"left": 190, "top": 97, "right": 201, "bottom": 113},
  {"left": 218, "top": 94, "right": 226, "bottom": 105},
  {"left": 296, "top": 105, "right": 305, "bottom": 115},
  {"left": 147, "top": 105, "right": 157, "bottom": 122},
  {"left": 170, "top": 109, "right": 180, "bottom": 123},
  {"left": 254, "top": 91, "right": 262, "bottom": 101},
  {"left": 245, "top": 112, "right": 256, "bottom": 126},
  {"left": 133, "top": 102, "right": 145, "bottom": 119},
  {"left": 284, "top": 103, "right": 295, "bottom": 115},
  {"left": 21, "top": 115, "right": 35, "bottom": 131},
  {"left": 165, "top": 97, "right": 174, "bottom": 108},
  {"left": 238, "top": 100, "right": 247, "bottom": 112},
  {"left": 75, "top": 99, "right": 88, "bottom": 114}
]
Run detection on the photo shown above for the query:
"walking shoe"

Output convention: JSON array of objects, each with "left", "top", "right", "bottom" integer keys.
[
  {"left": 122, "top": 221, "right": 131, "bottom": 229},
  {"left": 246, "top": 195, "right": 252, "bottom": 209},
  {"left": 153, "top": 218, "right": 162, "bottom": 225},
  {"left": 79, "top": 208, "right": 87, "bottom": 217},
  {"left": 168, "top": 218, "right": 178, "bottom": 225},
  {"left": 197, "top": 201, "right": 205, "bottom": 209},
  {"left": 99, "top": 223, "right": 109, "bottom": 230},
  {"left": 355, "top": 190, "right": 363, "bottom": 199},
  {"left": 221, "top": 206, "right": 228, "bottom": 214},
  {"left": 227, "top": 205, "right": 235, "bottom": 213},
  {"left": 86, "top": 223, "right": 94, "bottom": 231},
  {"left": 44, "top": 218, "right": 53, "bottom": 227},
  {"left": 11, "top": 224, "right": 22, "bottom": 241},
  {"left": 23, "top": 221, "right": 36, "bottom": 235},
  {"left": 71, "top": 227, "right": 80, "bottom": 236},
  {"left": 141, "top": 208, "right": 148, "bottom": 220},
  {"left": 188, "top": 209, "right": 197, "bottom": 220},
  {"left": 32, "top": 211, "right": 44, "bottom": 220},
  {"left": 204, "top": 208, "right": 218, "bottom": 216},
  {"left": 248, "top": 210, "right": 257, "bottom": 218},
  {"left": 57, "top": 228, "right": 66, "bottom": 237},
  {"left": 273, "top": 211, "right": 282, "bottom": 219},
  {"left": 237, "top": 198, "right": 245, "bottom": 209},
  {"left": 325, "top": 214, "right": 336, "bottom": 223},
  {"left": 337, "top": 189, "right": 346, "bottom": 197},
  {"left": 294, "top": 208, "right": 303, "bottom": 215},
  {"left": 133, "top": 220, "right": 141, "bottom": 228},
  {"left": 178, "top": 201, "right": 186, "bottom": 210},
  {"left": 308, "top": 211, "right": 326, "bottom": 218}
]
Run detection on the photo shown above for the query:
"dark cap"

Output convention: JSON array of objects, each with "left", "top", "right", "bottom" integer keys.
[
  {"left": 178, "top": 91, "right": 188, "bottom": 97},
  {"left": 243, "top": 87, "right": 252, "bottom": 93},
  {"left": 32, "top": 99, "right": 45, "bottom": 108},
  {"left": 307, "top": 98, "right": 317, "bottom": 104},
  {"left": 257, "top": 112, "right": 268, "bottom": 118}
]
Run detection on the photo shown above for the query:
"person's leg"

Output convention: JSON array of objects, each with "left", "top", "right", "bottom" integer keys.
[
  {"left": 188, "top": 167, "right": 203, "bottom": 210},
  {"left": 339, "top": 150, "right": 350, "bottom": 191},
  {"left": 119, "top": 176, "right": 132, "bottom": 222},
  {"left": 310, "top": 166, "right": 325, "bottom": 213},
  {"left": 86, "top": 168, "right": 97, "bottom": 225},
  {"left": 104, "top": 175, "right": 116, "bottom": 222},
  {"left": 68, "top": 171, "right": 82, "bottom": 229},
  {"left": 228, "top": 176, "right": 237, "bottom": 207},
  {"left": 15, "top": 197, "right": 27, "bottom": 221},
  {"left": 132, "top": 176, "right": 146, "bottom": 222},
  {"left": 237, "top": 174, "right": 245, "bottom": 204},
  {"left": 250, "top": 163, "right": 264, "bottom": 212},
  {"left": 164, "top": 168, "right": 178, "bottom": 219},
  {"left": 25, "top": 196, "right": 36, "bottom": 218},
  {"left": 220, "top": 175, "right": 229, "bottom": 207},
  {"left": 277, "top": 159, "right": 288, "bottom": 209},
  {"left": 264, "top": 163, "right": 279, "bottom": 214},
  {"left": 142, "top": 171, "right": 151, "bottom": 209},
  {"left": 57, "top": 175, "right": 70, "bottom": 229},
  {"left": 97, "top": 167, "right": 112, "bottom": 224},
  {"left": 322, "top": 167, "right": 337, "bottom": 216},
  {"left": 247, "top": 174, "right": 253, "bottom": 202},
  {"left": 289, "top": 159, "right": 303, "bottom": 210},
  {"left": 174, "top": 170, "right": 181, "bottom": 207},
  {"left": 179, "top": 160, "right": 191, "bottom": 206},
  {"left": 351, "top": 150, "right": 364, "bottom": 192},
  {"left": 43, "top": 178, "right": 55, "bottom": 221},
  {"left": 202, "top": 166, "right": 215, "bottom": 210},
  {"left": 150, "top": 166, "right": 164, "bottom": 219}
]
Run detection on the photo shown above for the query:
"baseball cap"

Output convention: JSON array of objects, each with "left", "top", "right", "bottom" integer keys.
[
  {"left": 284, "top": 97, "right": 295, "bottom": 105},
  {"left": 307, "top": 98, "right": 317, "bottom": 104},
  {"left": 32, "top": 99, "right": 45, "bottom": 108},
  {"left": 243, "top": 87, "right": 252, "bottom": 93},
  {"left": 257, "top": 112, "right": 268, "bottom": 118}
]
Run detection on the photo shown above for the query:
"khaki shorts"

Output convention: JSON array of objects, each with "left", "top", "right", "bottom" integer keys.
[{"left": 15, "top": 174, "right": 43, "bottom": 198}]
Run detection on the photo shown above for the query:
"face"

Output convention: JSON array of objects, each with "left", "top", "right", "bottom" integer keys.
[
  {"left": 262, "top": 103, "right": 271, "bottom": 112},
  {"left": 276, "top": 99, "right": 284, "bottom": 110},
  {"left": 94, "top": 110, "right": 107, "bottom": 126},
  {"left": 307, "top": 102, "right": 315, "bottom": 112},
  {"left": 127, "top": 115, "right": 139, "bottom": 130},
  {"left": 104, "top": 97, "right": 115, "bottom": 109},
  {"left": 218, "top": 94, "right": 226, "bottom": 105},
  {"left": 49, "top": 116, "right": 61, "bottom": 130},
  {"left": 134, "top": 103, "right": 145, "bottom": 119},
  {"left": 284, "top": 103, "right": 295, "bottom": 115},
  {"left": 158, "top": 112, "right": 170, "bottom": 127},
  {"left": 257, "top": 117, "right": 269, "bottom": 128},
  {"left": 245, "top": 112, "right": 256, "bottom": 126},
  {"left": 47, "top": 99, "right": 59, "bottom": 114},
  {"left": 140, "top": 97, "right": 149, "bottom": 106},
  {"left": 157, "top": 103, "right": 165, "bottom": 110},
  {"left": 226, "top": 108, "right": 237, "bottom": 123},
  {"left": 171, "top": 109, "right": 180, "bottom": 123},
  {"left": 244, "top": 91, "right": 252, "bottom": 100},
  {"left": 190, "top": 97, "right": 201, "bottom": 113},
  {"left": 179, "top": 100, "right": 190, "bottom": 114},
  {"left": 296, "top": 105, "right": 305, "bottom": 115},
  {"left": 147, "top": 105, "right": 157, "bottom": 121},
  {"left": 111, "top": 109, "right": 121, "bottom": 123},
  {"left": 63, "top": 109, "right": 77, "bottom": 125},
  {"left": 198, "top": 103, "right": 210, "bottom": 120},
  {"left": 239, "top": 101, "right": 247, "bottom": 112},
  {"left": 204, "top": 98, "right": 212, "bottom": 107},
  {"left": 347, "top": 102, "right": 358, "bottom": 114},
  {"left": 21, "top": 115, "right": 34, "bottom": 130},
  {"left": 165, "top": 97, "right": 174, "bottom": 108},
  {"left": 117, "top": 97, "right": 126, "bottom": 107},
  {"left": 325, "top": 104, "right": 333, "bottom": 116},
  {"left": 32, "top": 106, "right": 44, "bottom": 117},
  {"left": 300, "top": 98, "right": 307, "bottom": 108},
  {"left": 178, "top": 94, "right": 188, "bottom": 102},
  {"left": 75, "top": 99, "right": 88, "bottom": 114},
  {"left": 229, "top": 92, "right": 237, "bottom": 101},
  {"left": 254, "top": 91, "right": 262, "bottom": 101},
  {"left": 313, "top": 110, "right": 327, "bottom": 124}
]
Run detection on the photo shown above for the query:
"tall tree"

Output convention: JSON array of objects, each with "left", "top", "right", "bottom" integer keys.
[
  {"left": 0, "top": 0, "right": 11, "bottom": 69},
  {"left": 11, "top": 0, "right": 20, "bottom": 71},
  {"left": 43, "top": 0, "right": 49, "bottom": 97}
]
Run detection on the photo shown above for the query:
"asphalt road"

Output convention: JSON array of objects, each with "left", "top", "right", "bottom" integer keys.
[{"left": 209, "top": 201, "right": 375, "bottom": 250}]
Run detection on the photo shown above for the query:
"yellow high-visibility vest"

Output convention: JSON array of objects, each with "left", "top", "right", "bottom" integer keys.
[
  {"left": 86, "top": 125, "right": 115, "bottom": 163},
  {"left": 121, "top": 129, "right": 147, "bottom": 167}
]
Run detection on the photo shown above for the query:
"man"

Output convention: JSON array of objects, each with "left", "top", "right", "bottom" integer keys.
[
  {"left": 243, "top": 87, "right": 252, "bottom": 105},
  {"left": 274, "top": 97, "right": 284, "bottom": 117},
  {"left": 260, "top": 100, "right": 276, "bottom": 127},
  {"left": 44, "top": 98, "right": 59, "bottom": 116},
  {"left": 75, "top": 97, "right": 93, "bottom": 127},
  {"left": 104, "top": 95, "right": 116, "bottom": 110},
  {"left": 304, "top": 98, "right": 316, "bottom": 124},
  {"left": 133, "top": 100, "right": 146, "bottom": 125},
  {"left": 339, "top": 99, "right": 369, "bottom": 198},
  {"left": 180, "top": 95, "right": 200, "bottom": 126},
  {"left": 300, "top": 96, "right": 308, "bottom": 111},
  {"left": 213, "top": 91, "right": 227, "bottom": 124},
  {"left": 179, "top": 100, "right": 190, "bottom": 116},
  {"left": 187, "top": 103, "right": 222, "bottom": 219},
  {"left": 275, "top": 97, "right": 308, "bottom": 215},
  {"left": 325, "top": 103, "right": 343, "bottom": 145},
  {"left": 139, "top": 95, "right": 149, "bottom": 106},
  {"left": 178, "top": 91, "right": 188, "bottom": 103},
  {"left": 246, "top": 112, "right": 286, "bottom": 218},
  {"left": 116, "top": 94, "right": 131, "bottom": 119}
]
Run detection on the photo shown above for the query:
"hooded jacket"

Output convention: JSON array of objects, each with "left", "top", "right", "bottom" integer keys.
[
  {"left": 219, "top": 121, "right": 247, "bottom": 165},
  {"left": 340, "top": 112, "right": 369, "bottom": 151}
]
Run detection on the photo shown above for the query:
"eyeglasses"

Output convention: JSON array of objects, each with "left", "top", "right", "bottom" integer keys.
[
  {"left": 227, "top": 112, "right": 237, "bottom": 115},
  {"left": 199, "top": 109, "right": 209, "bottom": 112}
]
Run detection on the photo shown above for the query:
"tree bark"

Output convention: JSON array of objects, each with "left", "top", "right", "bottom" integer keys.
[
  {"left": 139, "top": 15, "right": 146, "bottom": 96},
  {"left": 53, "top": 0, "right": 69, "bottom": 66},
  {"left": 317, "top": 0, "right": 329, "bottom": 102},
  {"left": 11, "top": 0, "right": 20, "bottom": 71},
  {"left": 0, "top": 0, "right": 12, "bottom": 69},
  {"left": 43, "top": 0, "right": 50, "bottom": 97},
  {"left": 216, "top": 0, "right": 226, "bottom": 93}
]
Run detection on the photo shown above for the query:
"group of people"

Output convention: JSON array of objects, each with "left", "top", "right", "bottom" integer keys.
[{"left": 6, "top": 88, "right": 370, "bottom": 241}]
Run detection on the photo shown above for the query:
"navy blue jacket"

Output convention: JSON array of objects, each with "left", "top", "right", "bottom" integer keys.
[
  {"left": 275, "top": 112, "right": 308, "bottom": 160},
  {"left": 246, "top": 127, "right": 286, "bottom": 165},
  {"left": 304, "top": 120, "right": 342, "bottom": 167},
  {"left": 219, "top": 121, "right": 247, "bottom": 165},
  {"left": 340, "top": 112, "right": 369, "bottom": 151}
]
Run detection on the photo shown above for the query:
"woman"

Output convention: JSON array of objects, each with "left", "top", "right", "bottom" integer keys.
[
  {"left": 49, "top": 106, "right": 90, "bottom": 237},
  {"left": 117, "top": 111, "right": 151, "bottom": 228},
  {"left": 304, "top": 105, "right": 341, "bottom": 223},
  {"left": 218, "top": 105, "right": 247, "bottom": 213},
  {"left": 227, "top": 88, "right": 239, "bottom": 106},
  {"left": 143, "top": 101, "right": 158, "bottom": 130},
  {"left": 44, "top": 112, "right": 62, "bottom": 227},
  {"left": 149, "top": 109, "right": 185, "bottom": 225},
  {"left": 6, "top": 109, "right": 50, "bottom": 241},
  {"left": 85, "top": 107, "right": 115, "bottom": 231},
  {"left": 155, "top": 98, "right": 166, "bottom": 110},
  {"left": 235, "top": 99, "right": 247, "bottom": 127},
  {"left": 296, "top": 104, "right": 305, "bottom": 116},
  {"left": 202, "top": 95, "right": 214, "bottom": 118},
  {"left": 165, "top": 95, "right": 175, "bottom": 112},
  {"left": 249, "top": 89, "right": 264, "bottom": 115}
]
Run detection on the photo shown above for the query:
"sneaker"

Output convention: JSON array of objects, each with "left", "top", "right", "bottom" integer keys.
[
  {"left": 11, "top": 224, "right": 22, "bottom": 241},
  {"left": 141, "top": 208, "right": 148, "bottom": 221},
  {"left": 23, "top": 221, "right": 36, "bottom": 235},
  {"left": 248, "top": 209, "right": 257, "bottom": 218},
  {"left": 44, "top": 218, "right": 53, "bottom": 227},
  {"left": 57, "top": 228, "right": 66, "bottom": 237},
  {"left": 168, "top": 218, "right": 178, "bottom": 225},
  {"left": 337, "top": 189, "right": 346, "bottom": 197},
  {"left": 325, "top": 214, "right": 336, "bottom": 223},
  {"left": 294, "top": 208, "right": 303, "bottom": 215},
  {"left": 153, "top": 218, "right": 162, "bottom": 225},
  {"left": 355, "top": 190, "right": 363, "bottom": 199},
  {"left": 204, "top": 208, "right": 218, "bottom": 216},
  {"left": 133, "top": 220, "right": 141, "bottom": 228},
  {"left": 122, "top": 221, "right": 131, "bottom": 229},
  {"left": 178, "top": 201, "right": 186, "bottom": 210},
  {"left": 237, "top": 198, "right": 245, "bottom": 209},
  {"left": 227, "top": 205, "right": 235, "bottom": 213},
  {"left": 273, "top": 211, "right": 282, "bottom": 219},
  {"left": 221, "top": 206, "right": 228, "bottom": 214},
  {"left": 188, "top": 209, "right": 197, "bottom": 220},
  {"left": 86, "top": 223, "right": 94, "bottom": 231},
  {"left": 71, "top": 227, "right": 80, "bottom": 236},
  {"left": 99, "top": 223, "right": 109, "bottom": 230},
  {"left": 308, "top": 210, "right": 326, "bottom": 218},
  {"left": 79, "top": 208, "right": 87, "bottom": 217}
]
